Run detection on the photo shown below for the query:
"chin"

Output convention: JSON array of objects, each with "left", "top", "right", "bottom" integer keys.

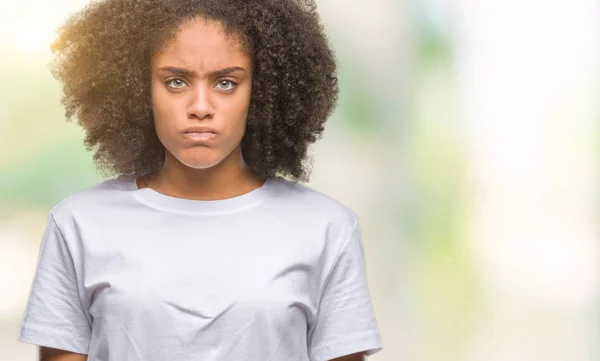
[
  {"left": 164, "top": 142, "right": 238, "bottom": 171},
  {"left": 180, "top": 157, "right": 223, "bottom": 170},
  {"left": 175, "top": 151, "right": 225, "bottom": 170}
]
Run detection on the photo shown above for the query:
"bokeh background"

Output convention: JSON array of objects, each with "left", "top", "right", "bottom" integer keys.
[{"left": 1, "top": 0, "right": 599, "bottom": 360}]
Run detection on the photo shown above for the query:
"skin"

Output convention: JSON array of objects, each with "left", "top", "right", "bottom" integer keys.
[
  {"left": 39, "top": 347, "right": 86, "bottom": 361},
  {"left": 331, "top": 352, "right": 366, "bottom": 361},
  {"left": 136, "top": 17, "right": 264, "bottom": 199},
  {"left": 39, "top": 18, "right": 365, "bottom": 361}
]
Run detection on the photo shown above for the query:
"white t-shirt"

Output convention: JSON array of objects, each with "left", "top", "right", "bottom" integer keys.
[{"left": 17, "top": 175, "right": 383, "bottom": 361}]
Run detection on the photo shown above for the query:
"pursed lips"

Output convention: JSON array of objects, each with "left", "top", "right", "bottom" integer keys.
[{"left": 182, "top": 131, "right": 217, "bottom": 141}]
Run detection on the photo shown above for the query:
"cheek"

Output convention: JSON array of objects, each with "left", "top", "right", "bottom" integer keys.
[
  {"left": 231, "top": 87, "right": 252, "bottom": 131},
  {"left": 151, "top": 86, "right": 177, "bottom": 134},
  {"left": 226, "top": 107, "right": 249, "bottom": 142},
  {"left": 151, "top": 83, "right": 168, "bottom": 115}
]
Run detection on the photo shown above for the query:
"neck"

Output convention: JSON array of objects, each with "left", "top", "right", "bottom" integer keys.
[{"left": 138, "top": 148, "right": 264, "bottom": 201}]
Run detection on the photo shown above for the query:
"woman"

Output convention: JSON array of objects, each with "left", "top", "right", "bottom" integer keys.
[{"left": 17, "top": 0, "right": 384, "bottom": 360}]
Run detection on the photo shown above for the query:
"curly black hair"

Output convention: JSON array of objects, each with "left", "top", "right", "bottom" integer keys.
[{"left": 50, "top": 0, "right": 338, "bottom": 183}]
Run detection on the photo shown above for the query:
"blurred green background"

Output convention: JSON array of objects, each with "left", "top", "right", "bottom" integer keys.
[{"left": 2, "top": 0, "right": 599, "bottom": 360}]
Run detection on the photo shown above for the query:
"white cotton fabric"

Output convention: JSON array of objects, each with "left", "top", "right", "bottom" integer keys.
[{"left": 17, "top": 175, "right": 383, "bottom": 361}]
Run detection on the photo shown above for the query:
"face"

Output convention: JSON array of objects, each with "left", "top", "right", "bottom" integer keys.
[{"left": 150, "top": 18, "right": 252, "bottom": 173}]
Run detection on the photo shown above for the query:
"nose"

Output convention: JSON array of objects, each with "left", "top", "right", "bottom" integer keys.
[{"left": 187, "top": 84, "right": 215, "bottom": 120}]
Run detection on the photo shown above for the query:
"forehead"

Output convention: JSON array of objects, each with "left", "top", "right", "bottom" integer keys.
[{"left": 151, "top": 18, "right": 250, "bottom": 71}]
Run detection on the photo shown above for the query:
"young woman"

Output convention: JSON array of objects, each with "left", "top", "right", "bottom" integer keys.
[{"left": 17, "top": 0, "right": 384, "bottom": 360}]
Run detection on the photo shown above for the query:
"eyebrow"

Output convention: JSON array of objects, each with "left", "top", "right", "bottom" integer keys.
[{"left": 157, "top": 66, "right": 246, "bottom": 78}]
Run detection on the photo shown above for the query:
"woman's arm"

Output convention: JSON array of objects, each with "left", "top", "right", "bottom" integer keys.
[
  {"left": 39, "top": 347, "right": 87, "bottom": 361},
  {"left": 330, "top": 351, "right": 365, "bottom": 361}
]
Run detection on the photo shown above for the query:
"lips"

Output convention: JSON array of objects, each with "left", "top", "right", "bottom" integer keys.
[
  {"left": 182, "top": 129, "right": 217, "bottom": 142},
  {"left": 182, "top": 126, "right": 218, "bottom": 134}
]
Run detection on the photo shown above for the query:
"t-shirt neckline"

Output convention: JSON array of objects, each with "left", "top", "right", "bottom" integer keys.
[{"left": 123, "top": 175, "right": 278, "bottom": 215}]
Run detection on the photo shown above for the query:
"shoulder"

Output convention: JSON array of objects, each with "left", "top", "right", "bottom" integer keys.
[
  {"left": 48, "top": 175, "right": 132, "bottom": 227},
  {"left": 268, "top": 176, "right": 359, "bottom": 236},
  {"left": 272, "top": 176, "right": 357, "bottom": 216}
]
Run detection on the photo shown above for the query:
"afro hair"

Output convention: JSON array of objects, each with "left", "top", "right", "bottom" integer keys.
[{"left": 50, "top": 0, "right": 339, "bottom": 183}]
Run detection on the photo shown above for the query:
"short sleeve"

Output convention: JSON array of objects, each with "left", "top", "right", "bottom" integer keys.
[
  {"left": 307, "top": 220, "right": 383, "bottom": 361},
  {"left": 16, "top": 212, "right": 91, "bottom": 354}
]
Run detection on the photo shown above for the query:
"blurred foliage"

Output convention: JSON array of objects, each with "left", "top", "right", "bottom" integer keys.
[
  {"left": 336, "top": 52, "right": 383, "bottom": 134},
  {"left": 401, "top": 2, "right": 479, "bottom": 359},
  {"left": 0, "top": 48, "right": 101, "bottom": 212}
]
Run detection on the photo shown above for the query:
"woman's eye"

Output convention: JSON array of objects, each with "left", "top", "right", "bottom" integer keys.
[
  {"left": 216, "top": 80, "right": 236, "bottom": 91},
  {"left": 166, "top": 78, "right": 187, "bottom": 89}
]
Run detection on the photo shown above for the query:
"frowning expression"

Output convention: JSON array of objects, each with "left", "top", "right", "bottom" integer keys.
[{"left": 150, "top": 18, "right": 252, "bottom": 170}]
